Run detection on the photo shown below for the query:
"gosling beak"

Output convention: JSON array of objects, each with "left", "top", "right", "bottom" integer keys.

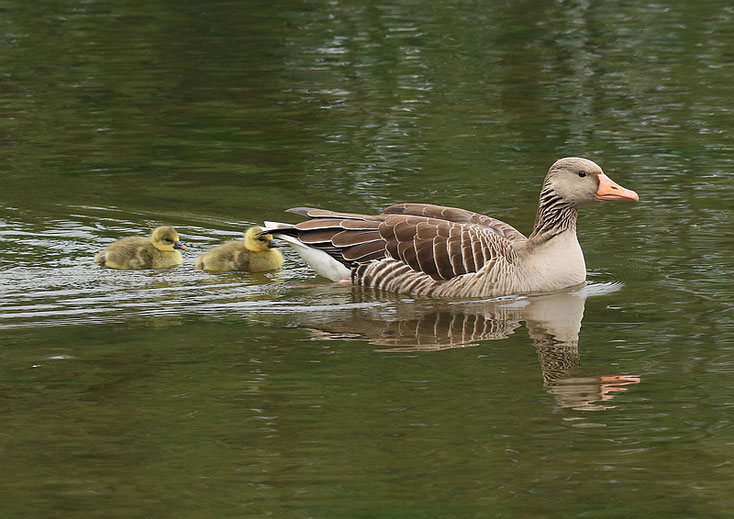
[
  {"left": 596, "top": 173, "right": 639, "bottom": 201},
  {"left": 267, "top": 240, "right": 280, "bottom": 249},
  {"left": 174, "top": 241, "right": 187, "bottom": 250}
]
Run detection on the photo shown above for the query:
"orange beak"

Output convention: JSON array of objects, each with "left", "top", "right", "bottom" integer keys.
[{"left": 596, "top": 173, "right": 639, "bottom": 201}]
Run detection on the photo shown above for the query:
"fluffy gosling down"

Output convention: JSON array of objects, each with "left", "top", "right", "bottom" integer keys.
[
  {"left": 94, "top": 226, "right": 187, "bottom": 270},
  {"left": 196, "top": 227, "right": 283, "bottom": 273}
]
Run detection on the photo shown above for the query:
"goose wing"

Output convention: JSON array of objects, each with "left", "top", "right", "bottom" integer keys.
[
  {"left": 275, "top": 206, "right": 519, "bottom": 282},
  {"left": 382, "top": 203, "right": 527, "bottom": 242},
  {"left": 379, "top": 214, "right": 518, "bottom": 281},
  {"left": 280, "top": 207, "right": 387, "bottom": 267}
]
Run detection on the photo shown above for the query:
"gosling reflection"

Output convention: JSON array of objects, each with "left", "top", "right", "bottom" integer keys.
[{"left": 302, "top": 284, "right": 640, "bottom": 411}]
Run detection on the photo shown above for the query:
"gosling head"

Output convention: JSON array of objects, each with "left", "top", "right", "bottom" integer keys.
[
  {"left": 244, "top": 226, "right": 280, "bottom": 252},
  {"left": 151, "top": 226, "right": 187, "bottom": 252},
  {"left": 543, "top": 157, "right": 639, "bottom": 206}
]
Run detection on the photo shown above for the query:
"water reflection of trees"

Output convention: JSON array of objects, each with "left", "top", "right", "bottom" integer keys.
[{"left": 294, "top": 285, "right": 640, "bottom": 412}]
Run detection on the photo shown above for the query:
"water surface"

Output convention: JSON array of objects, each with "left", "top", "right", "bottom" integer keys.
[{"left": 2, "top": 1, "right": 734, "bottom": 517}]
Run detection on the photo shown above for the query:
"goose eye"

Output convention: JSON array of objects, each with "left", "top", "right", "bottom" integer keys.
[
  {"left": 165, "top": 238, "right": 173, "bottom": 242},
  {"left": 578, "top": 171, "right": 587, "bottom": 178}
]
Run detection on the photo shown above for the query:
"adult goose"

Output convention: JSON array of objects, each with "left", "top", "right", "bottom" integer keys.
[{"left": 264, "top": 157, "right": 638, "bottom": 298}]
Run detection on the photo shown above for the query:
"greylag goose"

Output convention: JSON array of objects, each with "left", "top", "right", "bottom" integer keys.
[
  {"left": 196, "top": 227, "right": 283, "bottom": 272},
  {"left": 264, "top": 157, "right": 638, "bottom": 298},
  {"left": 94, "top": 226, "right": 186, "bottom": 270}
]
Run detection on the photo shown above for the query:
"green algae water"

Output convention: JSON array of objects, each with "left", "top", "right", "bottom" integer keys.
[{"left": 2, "top": 1, "right": 734, "bottom": 517}]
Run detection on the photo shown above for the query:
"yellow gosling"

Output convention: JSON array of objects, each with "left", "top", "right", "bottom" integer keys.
[
  {"left": 196, "top": 226, "right": 283, "bottom": 273},
  {"left": 94, "top": 226, "right": 186, "bottom": 270}
]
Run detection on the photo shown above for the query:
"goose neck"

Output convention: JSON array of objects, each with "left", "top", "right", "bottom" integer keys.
[{"left": 528, "top": 187, "right": 578, "bottom": 242}]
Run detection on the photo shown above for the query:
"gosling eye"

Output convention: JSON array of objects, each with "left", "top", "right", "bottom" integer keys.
[
  {"left": 578, "top": 170, "right": 587, "bottom": 178},
  {"left": 258, "top": 237, "right": 267, "bottom": 242},
  {"left": 164, "top": 238, "right": 174, "bottom": 243}
]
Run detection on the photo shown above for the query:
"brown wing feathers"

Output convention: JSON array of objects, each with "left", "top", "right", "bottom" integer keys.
[
  {"left": 279, "top": 205, "right": 516, "bottom": 281},
  {"left": 279, "top": 211, "right": 385, "bottom": 268},
  {"left": 382, "top": 202, "right": 526, "bottom": 242},
  {"left": 286, "top": 207, "right": 385, "bottom": 222},
  {"left": 380, "top": 216, "right": 497, "bottom": 281}
]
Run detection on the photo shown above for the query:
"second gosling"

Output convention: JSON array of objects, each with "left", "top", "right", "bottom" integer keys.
[
  {"left": 94, "top": 226, "right": 186, "bottom": 270},
  {"left": 196, "top": 227, "right": 283, "bottom": 273}
]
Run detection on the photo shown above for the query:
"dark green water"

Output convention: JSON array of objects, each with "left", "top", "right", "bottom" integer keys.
[{"left": 2, "top": 1, "right": 734, "bottom": 517}]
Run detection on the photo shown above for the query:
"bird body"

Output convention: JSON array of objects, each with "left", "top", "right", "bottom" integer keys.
[
  {"left": 265, "top": 158, "right": 638, "bottom": 298},
  {"left": 94, "top": 226, "right": 186, "bottom": 270},
  {"left": 196, "top": 227, "right": 283, "bottom": 272}
]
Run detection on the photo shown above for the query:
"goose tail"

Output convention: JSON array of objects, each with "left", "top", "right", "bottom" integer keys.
[{"left": 263, "top": 221, "right": 351, "bottom": 282}]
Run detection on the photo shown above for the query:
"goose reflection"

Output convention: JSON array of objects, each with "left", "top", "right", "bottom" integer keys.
[{"left": 297, "top": 283, "right": 640, "bottom": 411}]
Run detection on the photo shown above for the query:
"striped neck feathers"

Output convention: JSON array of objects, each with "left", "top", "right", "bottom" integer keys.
[{"left": 529, "top": 183, "right": 579, "bottom": 241}]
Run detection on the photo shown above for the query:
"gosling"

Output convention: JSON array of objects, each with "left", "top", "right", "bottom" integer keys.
[
  {"left": 94, "top": 226, "right": 186, "bottom": 270},
  {"left": 196, "top": 227, "right": 283, "bottom": 273}
]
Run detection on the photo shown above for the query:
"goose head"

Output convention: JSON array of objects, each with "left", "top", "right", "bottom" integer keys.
[
  {"left": 244, "top": 227, "right": 280, "bottom": 252},
  {"left": 151, "top": 226, "right": 187, "bottom": 252},
  {"left": 543, "top": 157, "right": 639, "bottom": 206}
]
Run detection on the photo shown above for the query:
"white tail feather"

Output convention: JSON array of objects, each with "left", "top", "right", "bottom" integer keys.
[{"left": 264, "top": 221, "right": 351, "bottom": 282}]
